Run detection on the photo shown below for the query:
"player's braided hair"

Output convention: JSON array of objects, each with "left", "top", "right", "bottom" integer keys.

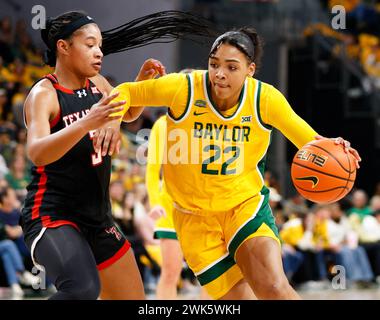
[
  {"left": 41, "top": 10, "right": 217, "bottom": 67},
  {"left": 101, "top": 10, "right": 217, "bottom": 55}
]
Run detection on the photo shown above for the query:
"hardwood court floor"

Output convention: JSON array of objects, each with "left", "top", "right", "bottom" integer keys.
[{"left": 1, "top": 286, "right": 380, "bottom": 300}]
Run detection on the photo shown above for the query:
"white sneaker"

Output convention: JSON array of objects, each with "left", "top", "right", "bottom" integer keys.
[
  {"left": 11, "top": 284, "right": 24, "bottom": 298},
  {"left": 19, "top": 271, "right": 40, "bottom": 287}
]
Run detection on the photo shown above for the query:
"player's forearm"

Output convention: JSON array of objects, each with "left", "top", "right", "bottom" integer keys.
[
  {"left": 122, "top": 106, "right": 144, "bottom": 122},
  {"left": 278, "top": 112, "right": 318, "bottom": 149},
  {"left": 27, "top": 120, "right": 89, "bottom": 166},
  {"left": 111, "top": 74, "right": 188, "bottom": 117},
  {"left": 146, "top": 163, "right": 162, "bottom": 206}
]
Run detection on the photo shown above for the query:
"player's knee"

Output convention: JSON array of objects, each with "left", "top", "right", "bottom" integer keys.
[
  {"left": 78, "top": 278, "right": 101, "bottom": 300},
  {"left": 58, "top": 274, "right": 101, "bottom": 300},
  {"left": 255, "top": 277, "right": 291, "bottom": 298}
]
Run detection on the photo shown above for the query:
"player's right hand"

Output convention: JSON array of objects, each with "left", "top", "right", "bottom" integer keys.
[
  {"left": 148, "top": 205, "right": 166, "bottom": 220},
  {"left": 81, "top": 92, "right": 125, "bottom": 131}
]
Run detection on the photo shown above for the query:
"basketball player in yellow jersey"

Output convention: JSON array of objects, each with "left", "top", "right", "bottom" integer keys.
[
  {"left": 146, "top": 115, "right": 183, "bottom": 299},
  {"left": 105, "top": 28, "right": 361, "bottom": 299}
]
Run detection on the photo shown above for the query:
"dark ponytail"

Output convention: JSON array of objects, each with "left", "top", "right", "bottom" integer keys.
[
  {"left": 238, "top": 27, "right": 263, "bottom": 70},
  {"left": 101, "top": 10, "right": 217, "bottom": 56},
  {"left": 41, "top": 10, "right": 217, "bottom": 67}
]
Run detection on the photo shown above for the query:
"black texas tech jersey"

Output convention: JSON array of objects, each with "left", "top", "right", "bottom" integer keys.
[{"left": 22, "top": 74, "right": 113, "bottom": 231}]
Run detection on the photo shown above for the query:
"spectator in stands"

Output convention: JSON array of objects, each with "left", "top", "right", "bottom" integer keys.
[
  {"left": 316, "top": 204, "right": 375, "bottom": 287},
  {"left": 283, "top": 193, "right": 309, "bottom": 219},
  {"left": 280, "top": 210, "right": 329, "bottom": 289},
  {"left": 355, "top": 195, "right": 380, "bottom": 282},
  {"left": 0, "top": 218, "right": 39, "bottom": 298},
  {"left": 347, "top": 189, "right": 372, "bottom": 221},
  {"left": 359, "top": 34, "right": 380, "bottom": 89},
  {"left": 114, "top": 191, "right": 160, "bottom": 292},
  {"left": 0, "top": 125, "right": 16, "bottom": 167},
  {"left": 0, "top": 186, "right": 30, "bottom": 257},
  {"left": 0, "top": 87, "right": 7, "bottom": 120},
  {"left": 109, "top": 180, "right": 126, "bottom": 220},
  {"left": 4, "top": 155, "right": 30, "bottom": 201}
]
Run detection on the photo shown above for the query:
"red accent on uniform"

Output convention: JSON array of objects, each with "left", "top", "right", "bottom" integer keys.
[
  {"left": 96, "top": 240, "right": 131, "bottom": 271},
  {"left": 42, "top": 219, "right": 80, "bottom": 232},
  {"left": 86, "top": 79, "right": 90, "bottom": 89},
  {"left": 49, "top": 107, "right": 61, "bottom": 128},
  {"left": 52, "top": 83, "right": 75, "bottom": 94},
  {"left": 31, "top": 167, "right": 48, "bottom": 220},
  {"left": 45, "top": 74, "right": 58, "bottom": 83}
]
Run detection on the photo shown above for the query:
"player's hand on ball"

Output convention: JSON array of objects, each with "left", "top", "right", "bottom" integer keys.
[{"left": 315, "top": 134, "right": 361, "bottom": 169}]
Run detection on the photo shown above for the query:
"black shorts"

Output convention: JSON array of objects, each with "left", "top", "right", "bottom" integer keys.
[{"left": 24, "top": 220, "right": 131, "bottom": 271}]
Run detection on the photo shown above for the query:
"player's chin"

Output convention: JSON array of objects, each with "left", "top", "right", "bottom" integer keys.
[
  {"left": 86, "top": 67, "right": 100, "bottom": 78},
  {"left": 215, "top": 89, "right": 231, "bottom": 100}
]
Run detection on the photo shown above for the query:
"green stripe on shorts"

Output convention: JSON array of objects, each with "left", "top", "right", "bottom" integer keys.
[
  {"left": 228, "top": 186, "right": 280, "bottom": 258},
  {"left": 197, "top": 255, "right": 236, "bottom": 286},
  {"left": 154, "top": 230, "right": 178, "bottom": 240}
]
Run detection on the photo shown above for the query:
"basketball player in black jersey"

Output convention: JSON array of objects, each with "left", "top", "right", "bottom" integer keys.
[{"left": 20, "top": 10, "right": 215, "bottom": 300}]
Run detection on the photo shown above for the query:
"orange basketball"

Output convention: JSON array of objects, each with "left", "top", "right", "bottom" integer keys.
[{"left": 291, "top": 139, "right": 357, "bottom": 204}]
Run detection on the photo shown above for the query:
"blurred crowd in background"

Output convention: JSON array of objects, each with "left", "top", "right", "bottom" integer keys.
[{"left": 307, "top": 0, "right": 380, "bottom": 89}]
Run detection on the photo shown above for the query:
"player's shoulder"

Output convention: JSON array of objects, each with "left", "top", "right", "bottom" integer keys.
[
  {"left": 252, "top": 79, "right": 287, "bottom": 104},
  {"left": 26, "top": 77, "right": 57, "bottom": 103},
  {"left": 248, "top": 78, "right": 273, "bottom": 95},
  {"left": 186, "top": 69, "right": 206, "bottom": 83}
]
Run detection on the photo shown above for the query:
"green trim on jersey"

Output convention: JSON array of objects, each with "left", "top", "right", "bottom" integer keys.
[
  {"left": 256, "top": 81, "right": 272, "bottom": 130},
  {"left": 257, "top": 131, "right": 271, "bottom": 178},
  {"left": 205, "top": 72, "right": 246, "bottom": 120}
]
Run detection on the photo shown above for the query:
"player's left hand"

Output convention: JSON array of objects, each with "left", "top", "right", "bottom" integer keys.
[
  {"left": 315, "top": 135, "right": 361, "bottom": 169},
  {"left": 136, "top": 58, "right": 166, "bottom": 81},
  {"left": 122, "top": 59, "right": 167, "bottom": 123},
  {"left": 93, "top": 119, "right": 122, "bottom": 156},
  {"left": 148, "top": 205, "right": 167, "bottom": 220}
]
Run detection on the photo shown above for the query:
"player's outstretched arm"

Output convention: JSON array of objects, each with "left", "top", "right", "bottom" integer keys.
[{"left": 91, "top": 59, "right": 167, "bottom": 156}]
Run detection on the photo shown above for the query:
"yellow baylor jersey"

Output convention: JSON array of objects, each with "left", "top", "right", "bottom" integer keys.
[
  {"left": 164, "top": 71, "right": 273, "bottom": 212},
  {"left": 111, "top": 70, "right": 318, "bottom": 213}
]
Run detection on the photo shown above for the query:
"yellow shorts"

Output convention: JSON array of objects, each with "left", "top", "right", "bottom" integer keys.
[
  {"left": 172, "top": 187, "right": 280, "bottom": 299},
  {"left": 154, "top": 192, "right": 177, "bottom": 240}
]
